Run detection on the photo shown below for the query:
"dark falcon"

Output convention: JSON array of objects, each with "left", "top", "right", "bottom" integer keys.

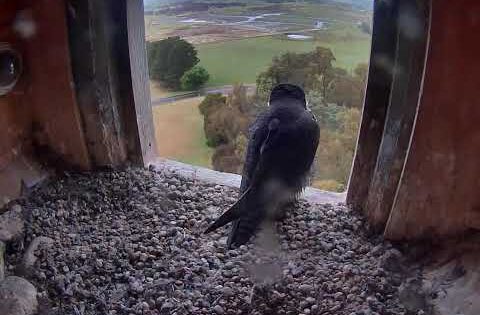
[{"left": 204, "top": 84, "right": 320, "bottom": 248}]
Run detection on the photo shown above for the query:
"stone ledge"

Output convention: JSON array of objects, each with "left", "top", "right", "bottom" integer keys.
[
  {"left": 150, "top": 158, "right": 346, "bottom": 205},
  {"left": 0, "top": 276, "right": 38, "bottom": 315},
  {"left": 0, "top": 154, "right": 49, "bottom": 209}
]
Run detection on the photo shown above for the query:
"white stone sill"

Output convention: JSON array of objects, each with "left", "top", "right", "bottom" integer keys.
[{"left": 150, "top": 158, "right": 346, "bottom": 205}]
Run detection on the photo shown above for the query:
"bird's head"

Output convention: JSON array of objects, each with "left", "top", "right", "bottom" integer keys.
[{"left": 268, "top": 84, "right": 307, "bottom": 109}]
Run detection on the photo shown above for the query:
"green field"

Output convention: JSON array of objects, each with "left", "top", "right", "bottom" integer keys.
[
  {"left": 210, "top": 2, "right": 371, "bottom": 21},
  {"left": 146, "top": 1, "right": 372, "bottom": 87},
  {"left": 147, "top": 0, "right": 372, "bottom": 184},
  {"left": 153, "top": 97, "right": 213, "bottom": 167},
  {"left": 197, "top": 30, "right": 371, "bottom": 86}
]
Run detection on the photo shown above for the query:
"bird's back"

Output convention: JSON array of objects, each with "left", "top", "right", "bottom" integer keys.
[
  {"left": 228, "top": 104, "right": 319, "bottom": 248},
  {"left": 242, "top": 104, "right": 319, "bottom": 191},
  {"left": 205, "top": 84, "right": 320, "bottom": 249}
]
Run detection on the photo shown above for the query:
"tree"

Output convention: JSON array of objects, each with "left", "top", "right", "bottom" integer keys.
[
  {"left": 147, "top": 37, "right": 199, "bottom": 88},
  {"left": 314, "top": 107, "right": 361, "bottom": 186},
  {"left": 308, "top": 91, "right": 344, "bottom": 129},
  {"left": 325, "top": 73, "right": 364, "bottom": 108},
  {"left": 198, "top": 48, "right": 366, "bottom": 191},
  {"left": 359, "top": 21, "right": 372, "bottom": 34},
  {"left": 199, "top": 94, "right": 229, "bottom": 147},
  {"left": 308, "top": 89, "right": 362, "bottom": 190},
  {"left": 180, "top": 66, "right": 210, "bottom": 90},
  {"left": 322, "top": 63, "right": 368, "bottom": 108},
  {"left": 199, "top": 92, "right": 249, "bottom": 149},
  {"left": 256, "top": 46, "right": 336, "bottom": 100},
  {"left": 199, "top": 93, "right": 226, "bottom": 116},
  {"left": 354, "top": 62, "right": 368, "bottom": 102},
  {"left": 198, "top": 86, "right": 254, "bottom": 174},
  {"left": 354, "top": 62, "right": 369, "bottom": 82}
]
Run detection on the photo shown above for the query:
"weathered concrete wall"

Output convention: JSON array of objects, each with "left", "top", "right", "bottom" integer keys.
[
  {"left": 66, "top": 0, "right": 128, "bottom": 167},
  {"left": 385, "top": 0, "right": 480, "bottom": 240},
  {"left": 0, "top": 2, "right": 39, "bottom": 205},
  {"left": 66, "top": 0, "right": 157, "bottom": 167},
  {"left": 364, "top": 0, "right": 430, "bottom": 231},
  {"left": 0, "top": 0, "right": 90, "bottom": 170},
  {"left": 0, "top": 85, "right": 31, "bottom": 172},
  {"left": 0, "top": 3, "right": 32, "bottom": 172},
  {"left": 346, "top": 0, "right": 398, "bottom": 211},
  {"left": 1, "top": 0, "right": 156, "bottom": 204},
  {"left": 151, "top": 158, "right": 346, "bottom": 205},
  {"left": 0, "top": 0, "right": 91, "bottom": 205},
  {"left": 0, "top": 84, "right": 34, "bottom": 205},
  {"left": 26, "top": 0, "right": 90, "bottom": 169}
]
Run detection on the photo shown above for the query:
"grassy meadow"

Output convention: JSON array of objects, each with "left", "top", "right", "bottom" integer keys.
[
  {"left": 152, "top": 97, "right": 213, "bottom": 168},
  {"left": 146, "top": 1, "right": 372, "bottom": 189},
  {"left": 197, "top": 30, "right": 371, "bottom": 86}
]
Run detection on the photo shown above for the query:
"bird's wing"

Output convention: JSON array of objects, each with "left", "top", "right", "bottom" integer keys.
[
  {"left": 227, "top": 117, "right": 281, "bottom": 248},
  {"left": 239, "top": 113, "right": 270, "bottom": 193},
  {"left": 245, "top": 117, "right": 281, "bottom": 186},
  {"left": 204, "top": 118, "right": 280, "bottom": 243},
  {"left": 203, "top": 186, "right": 251, "bottom": 234}
]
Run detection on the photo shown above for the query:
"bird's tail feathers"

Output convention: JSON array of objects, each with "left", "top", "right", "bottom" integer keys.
[{"left": 204, "top": 187, "right": 251, "bottom": 234}]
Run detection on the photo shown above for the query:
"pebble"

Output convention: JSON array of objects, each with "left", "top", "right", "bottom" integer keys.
[
  {"left": 11, "top": 167, "right": 409, "bottom": 315},
  {"left": 299, "top": 284, "right": 314, "bottom": 293},
  {"left": 0, "top": 276, "right": 38, "bottom": 315},
  {"left": 0, "top": 204, "right": 24, "bottom": 242},
  {"left": 213, "top": 305, "right": 225, "bottom": 314}
]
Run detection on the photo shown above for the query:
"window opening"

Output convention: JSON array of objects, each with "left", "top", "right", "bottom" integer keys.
[{"left": 144, "top": 0, "right": 373, "bottom": 192}]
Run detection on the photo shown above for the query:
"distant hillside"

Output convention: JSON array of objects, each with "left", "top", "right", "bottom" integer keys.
[
  {"left": 266, "top": 0, "right": 372, "bottom": 9},
  {"left": 145, "top": 0, "right": 373, "bottom": 11},
  {"left": 144, "top": 0, "right": 184, "bottom": 10},
  {"left": 332, "top": 0, "right": 372, "bottom": 10}
]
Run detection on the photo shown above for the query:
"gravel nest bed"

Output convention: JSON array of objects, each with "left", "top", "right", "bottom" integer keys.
[{"left": 10, "top": 167, "right": 409, "bottom": 315}]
